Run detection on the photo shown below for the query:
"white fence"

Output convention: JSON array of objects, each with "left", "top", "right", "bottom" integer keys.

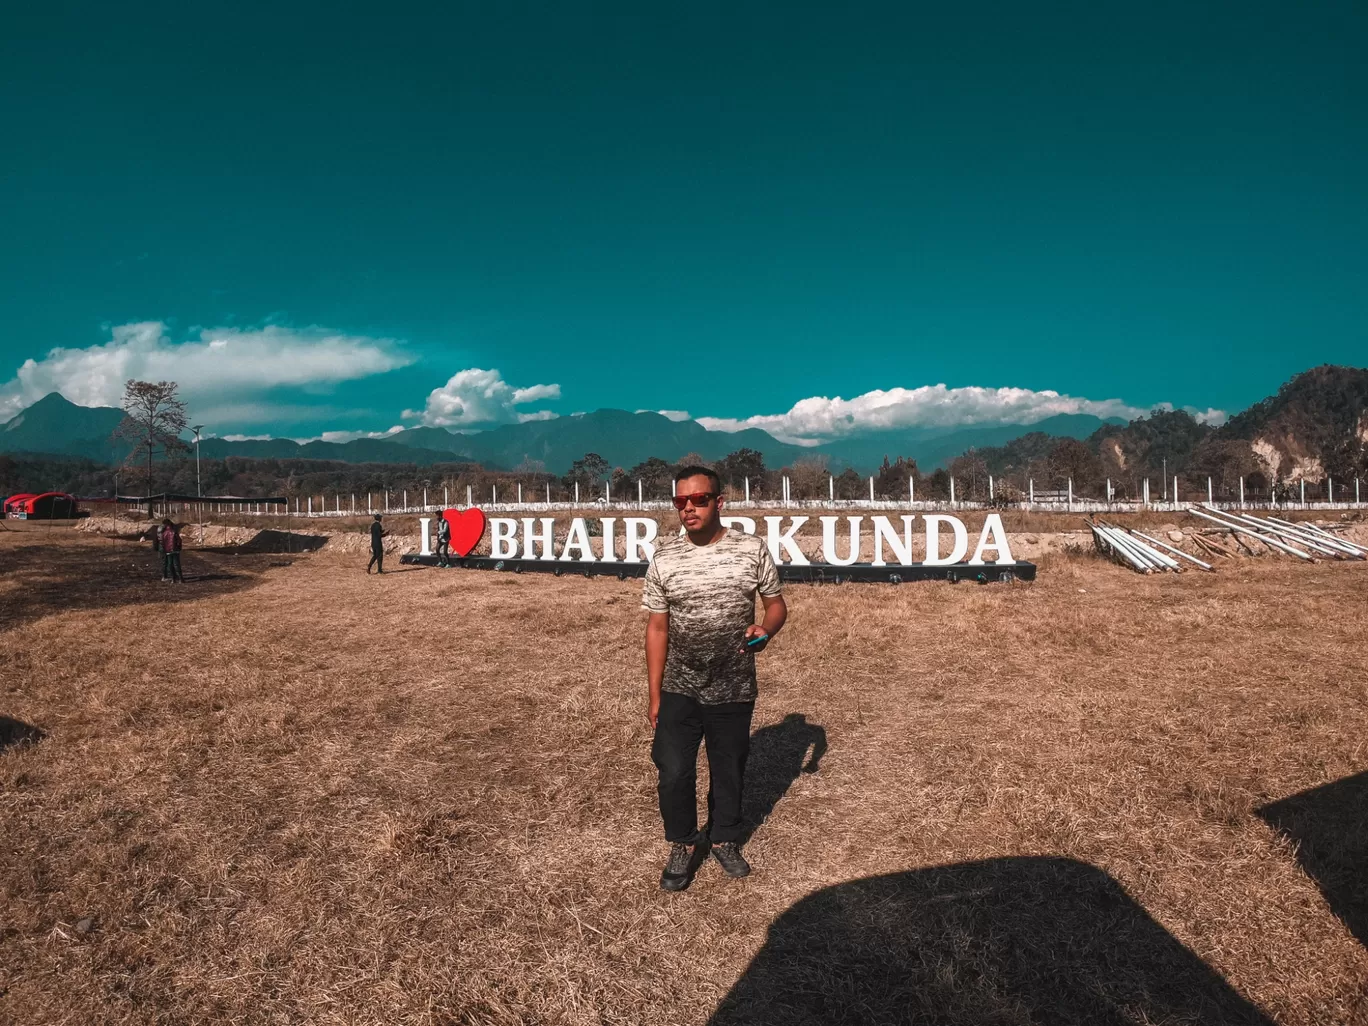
[
  {"left": 146, "top": 497, "right": 1367, "bottom": 518},
  {"left": 122, "top": 473, "right": 1368, "bottom": 519}
]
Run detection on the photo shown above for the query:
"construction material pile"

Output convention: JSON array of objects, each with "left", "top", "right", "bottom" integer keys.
[
  {"left": 1089, "top": 519, "right": 1213, "bottom": 574},
  {"left": 1091, "top": 509, "right": 1368, "bottom": 573},
  {"left": 1187, "top": 506, "right": 1368, "bottom": 563}
]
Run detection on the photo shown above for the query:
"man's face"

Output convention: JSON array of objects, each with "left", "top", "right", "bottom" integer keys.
[{"left": 674, "top": 474, "right": 723, "bottom": 533}]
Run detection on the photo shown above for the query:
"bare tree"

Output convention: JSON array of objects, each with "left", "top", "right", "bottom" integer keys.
[
  {"left": 787, "top": 457, "right": 829, "bottom": 500},
  {"left": 1046, "top": 438, "right": 1102, "bottom": 494},
  {"left": 948, "top": 451, "right": 990, "bottom": 500},
  {"left": 116, "top": 380, "right": 189, "bottom": 518}
]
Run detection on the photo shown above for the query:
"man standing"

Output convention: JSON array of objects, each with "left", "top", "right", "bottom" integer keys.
[
  {"left": 435, "top": 513, "right": 452, "bottom": 568},
  {"left": 367, "top": 514, "right": 387, "bottom": 574},
  {"left": 643, "top": 465, "right": 787, "bottom": 891},
  {"left": 160, "top": 518, "right": 184, "bottom": 583}
]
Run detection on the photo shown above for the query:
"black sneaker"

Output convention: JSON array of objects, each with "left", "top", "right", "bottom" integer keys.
[
  {"left": 712, "top": 842, "right": 750, "bottom": 878},
  {"left": 660, "top": 843, "right": 694, "bottom": 891}
]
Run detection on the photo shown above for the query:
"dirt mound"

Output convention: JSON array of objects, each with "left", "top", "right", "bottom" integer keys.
[{"left": 72, "top": 515, "right": 422, "bottom": 556}]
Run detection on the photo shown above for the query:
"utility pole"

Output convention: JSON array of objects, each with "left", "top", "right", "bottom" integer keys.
[{"left": 192, "top": 425, "right": 204, "bottom": 543}]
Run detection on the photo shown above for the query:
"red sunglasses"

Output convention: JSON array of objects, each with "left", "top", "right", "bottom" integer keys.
[{"left": 672, "top": 492, "right": 719, "bottom": 510}]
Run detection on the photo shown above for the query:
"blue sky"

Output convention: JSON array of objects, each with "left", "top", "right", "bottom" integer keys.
[{"left": 1, "top": 2, "right": 1365, "bottom": 444}]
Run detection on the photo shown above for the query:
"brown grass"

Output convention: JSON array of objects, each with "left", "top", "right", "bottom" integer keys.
[{"left": 1, "top": 526, "right": 1366, "bottom": 1024}]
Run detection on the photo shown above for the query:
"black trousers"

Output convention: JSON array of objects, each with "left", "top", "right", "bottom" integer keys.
[
  {"left": 162, "top": 552, "right": 183, "bottom": 581},
  {"left": 435, "top": 539, "right": 450, "bottom": 564},
  {"left": 368, "top": 548, "right": 384, "bottom": 573},
  {"left": 652, "top": 691, "right": 754, "bottom": 844}
]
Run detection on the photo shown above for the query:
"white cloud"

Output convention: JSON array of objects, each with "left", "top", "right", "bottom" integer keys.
[
  {"left": 511, "top": 383, "right": 560, "bottom": 404},
  {"left": 306, "top": 425, "right": 407, "bottom": 444},
  {"left": 220, "top": 434, "right": 273, "bottom": 442},
  {"left": 695, "top": 384, "right": 1163, "bottom": 444},
  {"left": 635, "top": 408, "right": 692, "bottom": 422},
  {"left": 192, "top": 401, "right": 356, "bottom": 426},
  {"left": 1189, "top": 407, "right": 1228, "bottom": 426},
  {"left": 0, "top": 321, "right": 413, "bottom": 423},
  {"left": 405, "top": 367, "right": 560, "bottom": 428}
]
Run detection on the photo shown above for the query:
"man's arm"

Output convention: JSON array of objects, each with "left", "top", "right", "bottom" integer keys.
[
  {"left": 645, "top": 611, "right": 669, "bottom": 728},
  {"left": 741, "top": 593, "right": 787, "bottom": 652}
]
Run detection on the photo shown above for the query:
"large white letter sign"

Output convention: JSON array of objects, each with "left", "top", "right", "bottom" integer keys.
[
  {"left": 923, "top": 514, "right": 969, "bottom": 565},
  {"left": 560, "top": 519, "right": 595, "bottom": 561},
  {"left": 870, "top": 515, "right": 916, "bottom": 566},
  {"left": 521, "top": 517, "right": 556, "bottom": 560},
  {"left": 490, "top": 517, "right": 519, "bottom": 558},
  {"left": 819, "top": 515, "right": 862, "bottom": 566},
  {"left": 599, "top": 517, "right": 618, "bottom": 563},
  {"left": 969, "top": 513, "right": 1015, "bottom": 565},
  {"left": 411, "top": 505, "right": 1029, "bottom": 582},
  {"left": 764, "top": 516, "right": 810, "bottom": 565},
  {"left": 624, "top": 517, "right": 658, "bottom": 563}
]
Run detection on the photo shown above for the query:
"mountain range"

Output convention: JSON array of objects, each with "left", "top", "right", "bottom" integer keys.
[
  {"left": 5, "top": 366, "right": 1364, "bottom": 484},
  {"left": 0, "top": 392, "right": 1115, "bottom": 475}
]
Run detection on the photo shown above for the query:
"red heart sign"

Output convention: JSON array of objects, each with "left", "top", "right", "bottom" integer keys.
[{"left": 442, "top": 507, "right": 487, "bottom": 557}]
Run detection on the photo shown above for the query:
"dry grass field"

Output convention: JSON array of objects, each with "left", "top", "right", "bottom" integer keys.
[{"left": 2, "top": 518, "right": 1366, "bottom": 1025}]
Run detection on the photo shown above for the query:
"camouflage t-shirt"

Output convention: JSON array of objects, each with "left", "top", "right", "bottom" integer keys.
[{"left": 642, "top": 528, "right": 782, "bottom": 705}]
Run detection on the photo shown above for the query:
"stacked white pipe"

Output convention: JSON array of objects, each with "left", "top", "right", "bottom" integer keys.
[
  {"left": 1187, "top": 505, "right": 1367, "bottom": 562},
  {"left": 1089, "top": 519, "right": 1212, "bottom": 573}
]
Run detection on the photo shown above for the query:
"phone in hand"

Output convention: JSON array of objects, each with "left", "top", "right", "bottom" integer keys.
[{"left": 745, "top": 633, "right": 769, "bottom": 648}]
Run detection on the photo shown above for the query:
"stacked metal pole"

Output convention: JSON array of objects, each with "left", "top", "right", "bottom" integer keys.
[
  {"left": 1123, "top": 525, "right": 1214, "bottom": 571},
  {"left": 1266, "top": 515, "right": 1368, "bottom": 558},
  {"left": 1187, "top": 505, "right": 1313, "bottom": 560},
  {"left": 1090, "top": 519, "right": 1184, "bottom": 573},
  {"left": 1090, "top": 521, "right": 1151, "bottom": 572},
  {"left": 1187, "top": 505, "right": 1368, "bottom": 561}
]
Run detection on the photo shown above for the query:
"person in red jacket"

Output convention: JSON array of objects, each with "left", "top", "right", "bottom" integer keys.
[{"left": 160, "top": 519, "right": 184, "bottom": 583}]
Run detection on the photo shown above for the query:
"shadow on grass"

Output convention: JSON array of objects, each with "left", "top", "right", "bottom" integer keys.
[
  {"left": 209, "top": 529, "right": 330, "bottom": 554},
  {"left": 741, "top": 713, "right": 826, "bottom": 845},
  {"left": 1258, "top": 772, "right": 1367, "bottom": 949},
  {"left": 0, "top": 539, "right": 271, "bottom": 634},
  {"left": 0, "top": 715, "right": 45, "bottom": 752},
  {"left": 710, "top": 856, "right": 1273, "bottom": 1025}
]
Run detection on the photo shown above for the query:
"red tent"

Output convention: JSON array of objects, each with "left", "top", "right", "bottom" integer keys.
[
  {"left": 6, "top": 492, "right": 79, "bottom": 518},
  {"left": 3, "top": 493, "right": 38, "bottom": 516}
]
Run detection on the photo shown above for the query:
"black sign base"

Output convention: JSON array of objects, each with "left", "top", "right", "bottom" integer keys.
[{"left": 399, "top": 554, "right": 1036, "bottom": 583}]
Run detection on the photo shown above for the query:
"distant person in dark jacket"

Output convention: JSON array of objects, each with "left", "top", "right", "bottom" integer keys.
[
  {"left": 160, "top": 519, "right": 184, "bottom": 583},
  {"left": 367, "top": 514, "right": 387, "bottom": 574},
  {"left": 435, "top": 515, "right": 452, "bottom": 568}
]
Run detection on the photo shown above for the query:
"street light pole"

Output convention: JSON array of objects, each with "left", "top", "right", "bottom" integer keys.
[{"left": 192, "top": 425, "right": 204, "bottom": 543}]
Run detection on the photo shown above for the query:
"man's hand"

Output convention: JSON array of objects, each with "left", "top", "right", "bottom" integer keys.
[
  {"left": 645, "top": 611, "right": 668, "bottom": 731},
  {"left": 739, "top": 624, "right": 770, "bottom": 653}
]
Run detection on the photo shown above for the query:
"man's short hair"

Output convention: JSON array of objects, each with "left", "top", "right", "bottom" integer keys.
[{"left": 674, "top": 465, "right": 722, "bottom": 493}]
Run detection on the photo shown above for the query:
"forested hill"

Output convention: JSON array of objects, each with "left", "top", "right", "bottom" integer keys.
[
  {"left": 965, "top": 365, "right": 1367, "bottom": 500},
  {"left": 1218, "top": 365, "right": 1368, "bottom": 481}
]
